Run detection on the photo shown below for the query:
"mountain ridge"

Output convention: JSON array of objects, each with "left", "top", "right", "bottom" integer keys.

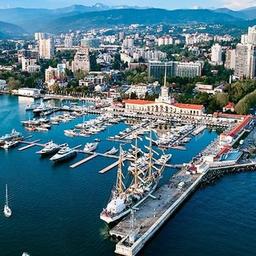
[{"left": 0, "top": 5, "right": 256, "bottom": 35}]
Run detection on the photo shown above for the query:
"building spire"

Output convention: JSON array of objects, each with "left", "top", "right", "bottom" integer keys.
[{"left": 164, "top": 63, "right": 167, "bottom": 88}]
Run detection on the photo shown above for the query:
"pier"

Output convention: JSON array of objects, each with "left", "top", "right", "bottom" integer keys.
[
  {"left": 18, "top": 140, "right": 42, "bottom": 151},
  {"left": 99, "top": 160, "right": 120, "bottom": 174},
  {"left": 109, "top": 160, "right": 256, "bottom": 256},
  {"left": 70, "top": 153, "right": 98, "bottom": 168},
  {"left": 110, "top": 169, "right": 205, "bottom": 256}
]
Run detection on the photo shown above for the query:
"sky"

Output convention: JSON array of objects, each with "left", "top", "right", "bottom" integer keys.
[{"left": 0, "top": 0, "right": 256, "bottom": 10}]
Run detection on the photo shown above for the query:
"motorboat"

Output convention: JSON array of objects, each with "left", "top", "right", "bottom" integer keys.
[
  {"left": 106, "top": 147, "right": 118, "bottom": 155},
  {"left": 50, "top": 146, "right": 77, "bottom": 162},
  {"left": 83, "top": 142, "right": 98, "bottom": 153},
  {"left": 36, "top": 141, "right": 66, "bottom": 156}
]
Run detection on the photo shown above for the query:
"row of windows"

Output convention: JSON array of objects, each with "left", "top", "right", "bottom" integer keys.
[{"left": 126, "top": 105, "right": 201, "bottom": 115}]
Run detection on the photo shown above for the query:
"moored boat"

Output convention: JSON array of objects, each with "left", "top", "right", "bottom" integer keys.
[
  {"left": 50, "top": 146, "right": 77, "bottom": 162},
  {"left": 36, "top": 141, "right": 66, "bottom": 156},
  {"left": 83, "top": 142, "right": 98, "bottom": 153},
  {"left": 105, "top": 147, "right": 118, "bottom": 155}
]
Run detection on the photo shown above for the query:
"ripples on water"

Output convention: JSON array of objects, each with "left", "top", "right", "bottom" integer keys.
[{"left": 0, "top": 95, "right": 255, "bottom": 256}]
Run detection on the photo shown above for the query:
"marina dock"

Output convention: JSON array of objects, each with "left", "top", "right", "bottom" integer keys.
[
  {"left": 70, "top": 153, "right": 98, "bottom": 168},
  {"left": 109, "top": 159, "right": 256, "bottom": 256},
  {"left": 109, "top": 169, "right": 205, "bottom": 256},
  {"left": 99, "top": 160, "right": 120, "bottom": 174},
  {"left": 18, "top": 140, "right": 42, "bottom": 151}
]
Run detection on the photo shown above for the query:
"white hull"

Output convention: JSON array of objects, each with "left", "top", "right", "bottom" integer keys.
[
  {"left": 100, "top": 182, "right": 159, "bottom": 224},
  {"left": 50, "top": 151, "right": 77, "bottom": 162},
  {"left": 4, "top": 205, "right": 11, "bottom": 218}
]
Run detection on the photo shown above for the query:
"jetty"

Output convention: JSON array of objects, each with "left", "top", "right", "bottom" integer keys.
[
  {"left": 18, "top": 140, "right": 42, "bottom": 151},
  {"left": 109, "top": 159, "right": 256, "bottom": 256},
  {"left": 70, "top": 153, "right": 98, "bottom": 168},
  {"left": 99, "top": 160, "right": 120, "bottom": 174}
]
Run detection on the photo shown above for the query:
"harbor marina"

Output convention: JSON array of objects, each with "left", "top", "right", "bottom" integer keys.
[{"left": 0, "top": 95, "right": 256, "bottom": 256}]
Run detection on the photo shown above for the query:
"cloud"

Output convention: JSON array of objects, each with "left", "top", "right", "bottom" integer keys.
[{"left": 224, "top": 0, "right": 256, "bottom": 10}]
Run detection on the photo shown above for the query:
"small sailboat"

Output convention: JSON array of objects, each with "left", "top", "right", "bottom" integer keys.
[
  {"left": 4, "top": 184, "right": 12, "bottom": 218},
  {"left": 22, "top": 252, "right": 30, "bottom": 256}
]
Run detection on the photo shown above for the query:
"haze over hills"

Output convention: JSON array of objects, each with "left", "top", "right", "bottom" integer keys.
[
  {"left": 42, "top": 8, "right": 244, "bottom": 33},
  {"left": 1, "top": 4, "right": 256, "bottom": 35},
  {"left": 214, "top": 7, "right": 256, "bottom": 20},
  {"left": 0, "top": 21, "right": 26, "bottom": 39}
]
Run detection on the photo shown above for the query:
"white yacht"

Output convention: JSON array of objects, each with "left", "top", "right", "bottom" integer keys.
[
  {"left": 83, "top": 142, "right": 98, "bottom": 153},
  {"left": 64, "top": 129, "right": 77, "bottom": 137},
  {"left": 106, "top": 147, "right": 118, "bottom": 155},
  {"left": 1, "top": 140, "right": 20, "bottom": 150},
  {"left": 4, "top": 184, "right": 12, "bottom": 218},
  {"left": 50, "top": 146, "right": 77, "bottom": 162},
  {"left": 0, "top": 129, "right": 23, "bottom": 144},
  {"left": 36, "top": 141, "right": 65, "bottom": 156},
  {"left": 155, "top": 154, "right": 172, "bottom": 165}
]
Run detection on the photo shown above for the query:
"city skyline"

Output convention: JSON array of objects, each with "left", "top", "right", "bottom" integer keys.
[{"left": 0, "top": 0, "right": 256, "bottom": 10}]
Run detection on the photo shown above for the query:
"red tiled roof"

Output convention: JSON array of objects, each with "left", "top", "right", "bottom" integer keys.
[
  {"left": 213, "top": 112, "right": 246, "bottom": 119},
  {"left": 173, "top": 103, "right": 204, "bottom": 110},
  {"left": 224, "top": 102, "right": 235, "bottom": 109},
  {"left": 215, "top": 145, "right": 232, "bottom": 159},
  {"left": 123, "top": 99, "right": 155, "bottom": 105},
  {"left": 227, "top": 115, "right": 251, "bottom": 137}
]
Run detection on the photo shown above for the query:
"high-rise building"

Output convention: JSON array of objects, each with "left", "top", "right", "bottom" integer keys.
[
  {"left": 241, "top": 34, "right": 248, "bottom": 44},
  {"left": 148, "top": 61, "right": 202, "bottom": 80},
  {"left": 72, "top": 47, "right": 90, "bottom": 73},
  {"left": 119, "top": 31, "right": 125, "bottom": 41},
  {"left": 247, "top": 26, "right": 256, "bottom": 44},
  {"left": 234, "top": 43, "right": 256, "bottom": 79},
  {"left": 158, "top": 36, "right": 173, "bottom": 46},
  {"left": 35, "top": 32, "right": 46, "bottom": 41},
  {"left": 39, "top": 38, "right": 54, "bottom": 59},
  {"left": 64, "top": 35, "right": 73, "bottom": 48},
  {"left": 211, "top": 43, "right": 223, "bottom": 65},
  {"left": 45, "top": 64, "right": 66, "bottom": 84},
  {"left": 225, "top": 49, "right": 236, "bottom": 70},
  {"left": 234, "top": 26, "right": 256, "bottom": 79},
  {"left": 122, "top": 37, "right": 134, "bottom": 49}
]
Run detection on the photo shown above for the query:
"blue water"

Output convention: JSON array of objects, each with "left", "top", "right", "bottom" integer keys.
[{"left": 1, "top": 95, "right": 253, "bottom": 256}]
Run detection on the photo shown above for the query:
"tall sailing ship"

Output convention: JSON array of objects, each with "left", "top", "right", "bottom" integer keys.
[{"left": 100, "top": 131, "right": 168, "bottom": 224}]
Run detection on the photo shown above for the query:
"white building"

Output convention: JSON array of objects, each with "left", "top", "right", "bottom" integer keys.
[
  {"left": 225, "top": 49, "right": 236, "bottom": 70},
  {"left": 0, "top": 79, "right": 7, "bottom": 90},
  {"left": 211, "top": 43, "right": 223, "bottom": 65},
  {"left": 39, "top": 38, "right": 54, "bottom": 59},
  {"left": 17, "top": 88, "right": 40, "bottom": 97},
  {"left": 72, "top": 47, "right": 90, "bottom": 73},
  {"left": 158, "top": 36, "right": 173, "bottom": 46},
  {"left": 45, "top": 64, "right": 66, "bottom": 84},
  {"left": 122, "top": 37, "right": 134, "bottom": 49},
  {"left": 64, "top": 35, "right": 73, "bottom": 48},
  {"left": 21, "top": 57, "right": 40, "bottom": 73},
  {"left": 235, "top": 43, "right": 256, "bottom": 79},
  {"left": 247, "top": 26, "right": 256, "bottom": 45},
  {"left": 35, "top": 32, "right": 46, "bottom": 41},
  {"left": 125, "top": 84, "right": 150, "bottom": 98},
  {"left": 123, "top": 74, "right": 205, "bottom": 116}
]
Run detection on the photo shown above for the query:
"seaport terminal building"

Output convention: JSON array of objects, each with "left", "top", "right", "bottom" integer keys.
[{"left": 123, "top": 81, "right": 205, "bottom": 116}]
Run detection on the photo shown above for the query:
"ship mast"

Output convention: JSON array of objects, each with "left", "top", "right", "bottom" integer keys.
[
  {"left": 147, "top": 130, "right": 153, "bottom": 180},
  {"left": 134, "top": 134, "right": 139, "bottom": 188},
  {"left": 116, "top": 145, "right": 125, "bottom": 194},
  {"left": 5, "top": 184, "right": 8, "bottom": 207}
]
